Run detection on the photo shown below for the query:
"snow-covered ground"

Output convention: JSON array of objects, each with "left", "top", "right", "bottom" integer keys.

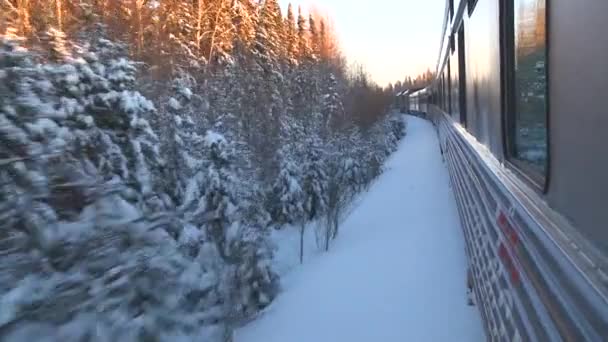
[
  {"left": 269, "top": 192, "right": 367, "bottom": 277},
  {"left": 269, "top": 223, "right": 322, "bottom": 277},
  {"left": 235, "top": 115, "right": 485, "bottom": 342}
]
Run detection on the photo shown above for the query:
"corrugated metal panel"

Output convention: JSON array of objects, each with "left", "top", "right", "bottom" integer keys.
[{"left": 429, "top": 108, "right": 608, "bottom": 341}]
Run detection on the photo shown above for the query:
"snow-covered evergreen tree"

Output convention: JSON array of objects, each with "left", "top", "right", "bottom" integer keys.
[
  {"left": 59, "top": 35, "right": 170, "bottom": 211},
  {"left": 165, "top": 74, "right": 207, "bottom": 210},
  {"left": 0, "top": 35, "right": 226, "bottom": 341},
  {"left": 254, "top": 0, "right": 286, "bottom": 64},
  {"left": 342, "top": 126, "right": 367, "bottom": 193},
  {"left": 301, "top": 133, "right": 328, "bottom": 223},
  {"left": 270, "top": 158, "right": 305, "bottom": 227},
  {"left": 195, "top": 131, "right": 278, "bottom": 322},
  {"left": 233, "top": 0, "right": 258, "bottom": 49},
  {"left": 322, "top": 73, "right": 345, "bottom": 133},
  {"left": 297, "top": 6, "right": 312, "bottom": 59},
  {"left": 284, "top": 4, "right": 299, "bottom": 61}
]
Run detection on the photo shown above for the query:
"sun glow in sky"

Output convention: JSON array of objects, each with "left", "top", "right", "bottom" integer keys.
[{"left": 279, "top": 0, "right": 446, "bottom": 87}]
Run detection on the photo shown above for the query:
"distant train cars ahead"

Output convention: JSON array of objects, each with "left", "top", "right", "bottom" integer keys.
[
  {"left": 395, "top": 88, "right": 419, "bottom": 114},
  {"left": 402, "top": 0, "right": 608, "bottom": 341},
  {"left": 407, "top": 88, "right": 429, "bottom": 119}
]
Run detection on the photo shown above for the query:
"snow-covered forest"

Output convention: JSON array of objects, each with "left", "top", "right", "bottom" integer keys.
[{"left": 0, "top": 1, "right": 405, "bottom": 341}]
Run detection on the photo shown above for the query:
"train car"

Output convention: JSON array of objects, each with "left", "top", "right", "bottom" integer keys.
[
  {"left": 416, "top": 0, "right": 608, "bottom": 340},
  {"left": 396, "top": 89, "right": 410, "bottom": 113},
  {"left": 408, "top": 88, "right": 430, "bottom": 118}
]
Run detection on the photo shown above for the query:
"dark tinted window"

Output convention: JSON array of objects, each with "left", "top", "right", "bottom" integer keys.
[
  {"left": 506, "top": 0, "right": 548, "bottom": 179},
  {"left": 450, "top": 34, "right": 455, "bottom": 53},
  {"left": 458, "top": 25, "right": 467, "bottom": 126},
  {"left": 441, "top": 74, "right": 446, "bottom": 110},
  {"left": 447, "top": 62, "right": 452, "bottom": 114}
]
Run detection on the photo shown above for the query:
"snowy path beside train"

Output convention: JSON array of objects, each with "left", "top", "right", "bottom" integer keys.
[{"left": 235, "top": 115, "right": 485, "bottom": 342}]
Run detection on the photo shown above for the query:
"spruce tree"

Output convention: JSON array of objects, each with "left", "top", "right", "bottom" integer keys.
[
  {"left": 322, "top": 73, "right": 345, "bottom": 132},
  {"left": 285, "top": 3, "right": 299, "bottom": 61},
  {"left": 297, "top": 6, "right": 312, "bottom": 59},
  {"left": 255, "top": 0, "right": 286, "bottom": 62},
  {"left": 308, "top": 14, "right": 318, "bottom": 60},
  {"left": 233, "top": 0, "right": 258, "bottom": 48}
]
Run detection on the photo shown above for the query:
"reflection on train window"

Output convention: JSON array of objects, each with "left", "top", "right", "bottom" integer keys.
[{"left": 510, "top": 0, "right": 548, "bottom": 175}]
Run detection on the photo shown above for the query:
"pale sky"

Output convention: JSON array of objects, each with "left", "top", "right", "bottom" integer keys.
[{"left": 279, "top": 0, "right": 446, "bottom": 87}]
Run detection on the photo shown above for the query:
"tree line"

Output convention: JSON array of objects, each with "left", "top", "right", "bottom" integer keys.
[
  {"left": 1, "top": 1, "right": 404, "bottom": 341},
  {"left": 388, "top": 68, "right": 436, "bottom": 94}
]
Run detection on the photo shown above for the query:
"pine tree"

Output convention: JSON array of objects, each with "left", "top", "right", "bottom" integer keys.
[
  {"left": 82, "top": 37, "right": 167, "bottom": 211},
  {"left": 162, "top": 0, "right": 199, "bottom": 68},
  {"left": 285, "top": 3, "right": 298, "bottom": 61},
  {"left": 165, "top": 74, "right": 207, "bottom": 209},
  {"left": 0, "top": 35, "right": 230, "bottom": 341},
  {"left": 301, "top": 133, "right": 328, "bottom": 223},
  {"left": 45, "top": 27, "right": 71, "bottom": 62},
  {"left": 254, "top": 0, "right": 286, "bottom": 63},
  {"left": 318, "top": 19, "right": 327, "bottom": 60},
  {"left": 206, "top": 0, "right": 236, "bottom": 65},
  {"left": 322, "top": 73, "right": 345, "bottom": 132},
  {"left": 0, "top": 36, "right": 66, "bottom": 258},
  {"left": 271, "top": 150, "right": 307, "bottom": 262},
  {"left": 196, "top": 131, "right": 278, "bottom": 322},
  {"left": 344, "top": 126, "right": 367, "bottom": 192},
  {"left": 233, "top": 0, "right": 258, "bottom": 48},
  {"left": 308, "top": 14, "right": 318, "bottom": 60},
  {"left": 297, "top": 6, "right": 311, "bottom": 59}
]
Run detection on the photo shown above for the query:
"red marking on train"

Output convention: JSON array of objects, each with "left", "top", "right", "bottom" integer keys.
[
  {"left": 497, "top": 211, "right": 519, "bottom": 248},
  {"left": 510, "top": 267, "right": 520, "bottom": 284},
  {"left": 496, "top": 211, "right": 522, "bottom": 286},
  {"left": 497, "top": 241, "right": 521, "bottom": 286},
  {"left": 509, "top": 229, "right": 519, "bottom": 246},
  {"left": 498, "top": 243, "right": 508, "bottom": 259},
  {"left": 497, "top": 211, "right": 508, "bottom": 228}
]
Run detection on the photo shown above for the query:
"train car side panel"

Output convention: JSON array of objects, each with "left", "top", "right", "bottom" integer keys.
[{"left": 547, "top": 0, "right": 608, "bottom": 255}]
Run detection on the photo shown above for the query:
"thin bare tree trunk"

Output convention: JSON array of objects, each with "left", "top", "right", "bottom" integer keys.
[
  {"left": 325, "top": 214, "right": 331, "bottom": 252},
  {"left": 196, "top": 0, "right": 204, "bottom": 53},
  {"left": 332, "top": 213, "right": 339, "bottom": 239},
  {"left": 299, "top": 223, "right": 305, "bottom": 264},
  {"left": 137, "top": 0, "right": 144, "bottom": 55},
  {"left": 55, "top": 0, "right": 62, "bottom": 30},
  {"left": 207, "top": 0, "right": 225, "bottom": 64}
]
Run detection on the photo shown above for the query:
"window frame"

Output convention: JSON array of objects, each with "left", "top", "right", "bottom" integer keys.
[
  {"left": 457, "top": 24, "right": 467, "bottom": 127},
  {"left": 500, "top": 0, "right": 550, "bottom": 192},
  {"left": 468, "top": 0, "right": 479, "bottom": 16},
  {"left": 450, "top": 42, "right": 459, "bottom": 121},
  {"left": 447, "top": 61, "right": 452, "bottom": 115},
  {"left": 449, "top": 0, "right": 455, "bottom": 20},
  {"left": 450, "top": 33, "right": 456, "bottom": 53}
]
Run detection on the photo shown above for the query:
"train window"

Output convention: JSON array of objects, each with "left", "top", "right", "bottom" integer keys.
[
  {"left": 503, "top": 0, "right": 548, "bottom": 183},
  {"left": 458, "top": 25, "right": 467, "bottom": 126},
  {"left": 447, "top": 62, "right": 452, "bottom": 114},
  {"left": 439, "top": 75, "right": 443, "bottom": 109},
  {"left": 450, "top": 34, "right": 455, "bottom": 53},
  {"left": 443, "top": 74, "right": 448, "bottom": 111},
  {"left": 442, "top": 73, "right": 446, "bottom": 111},
  {"left": 468, "top": 0, "right": 479, "bottom": 16}
]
